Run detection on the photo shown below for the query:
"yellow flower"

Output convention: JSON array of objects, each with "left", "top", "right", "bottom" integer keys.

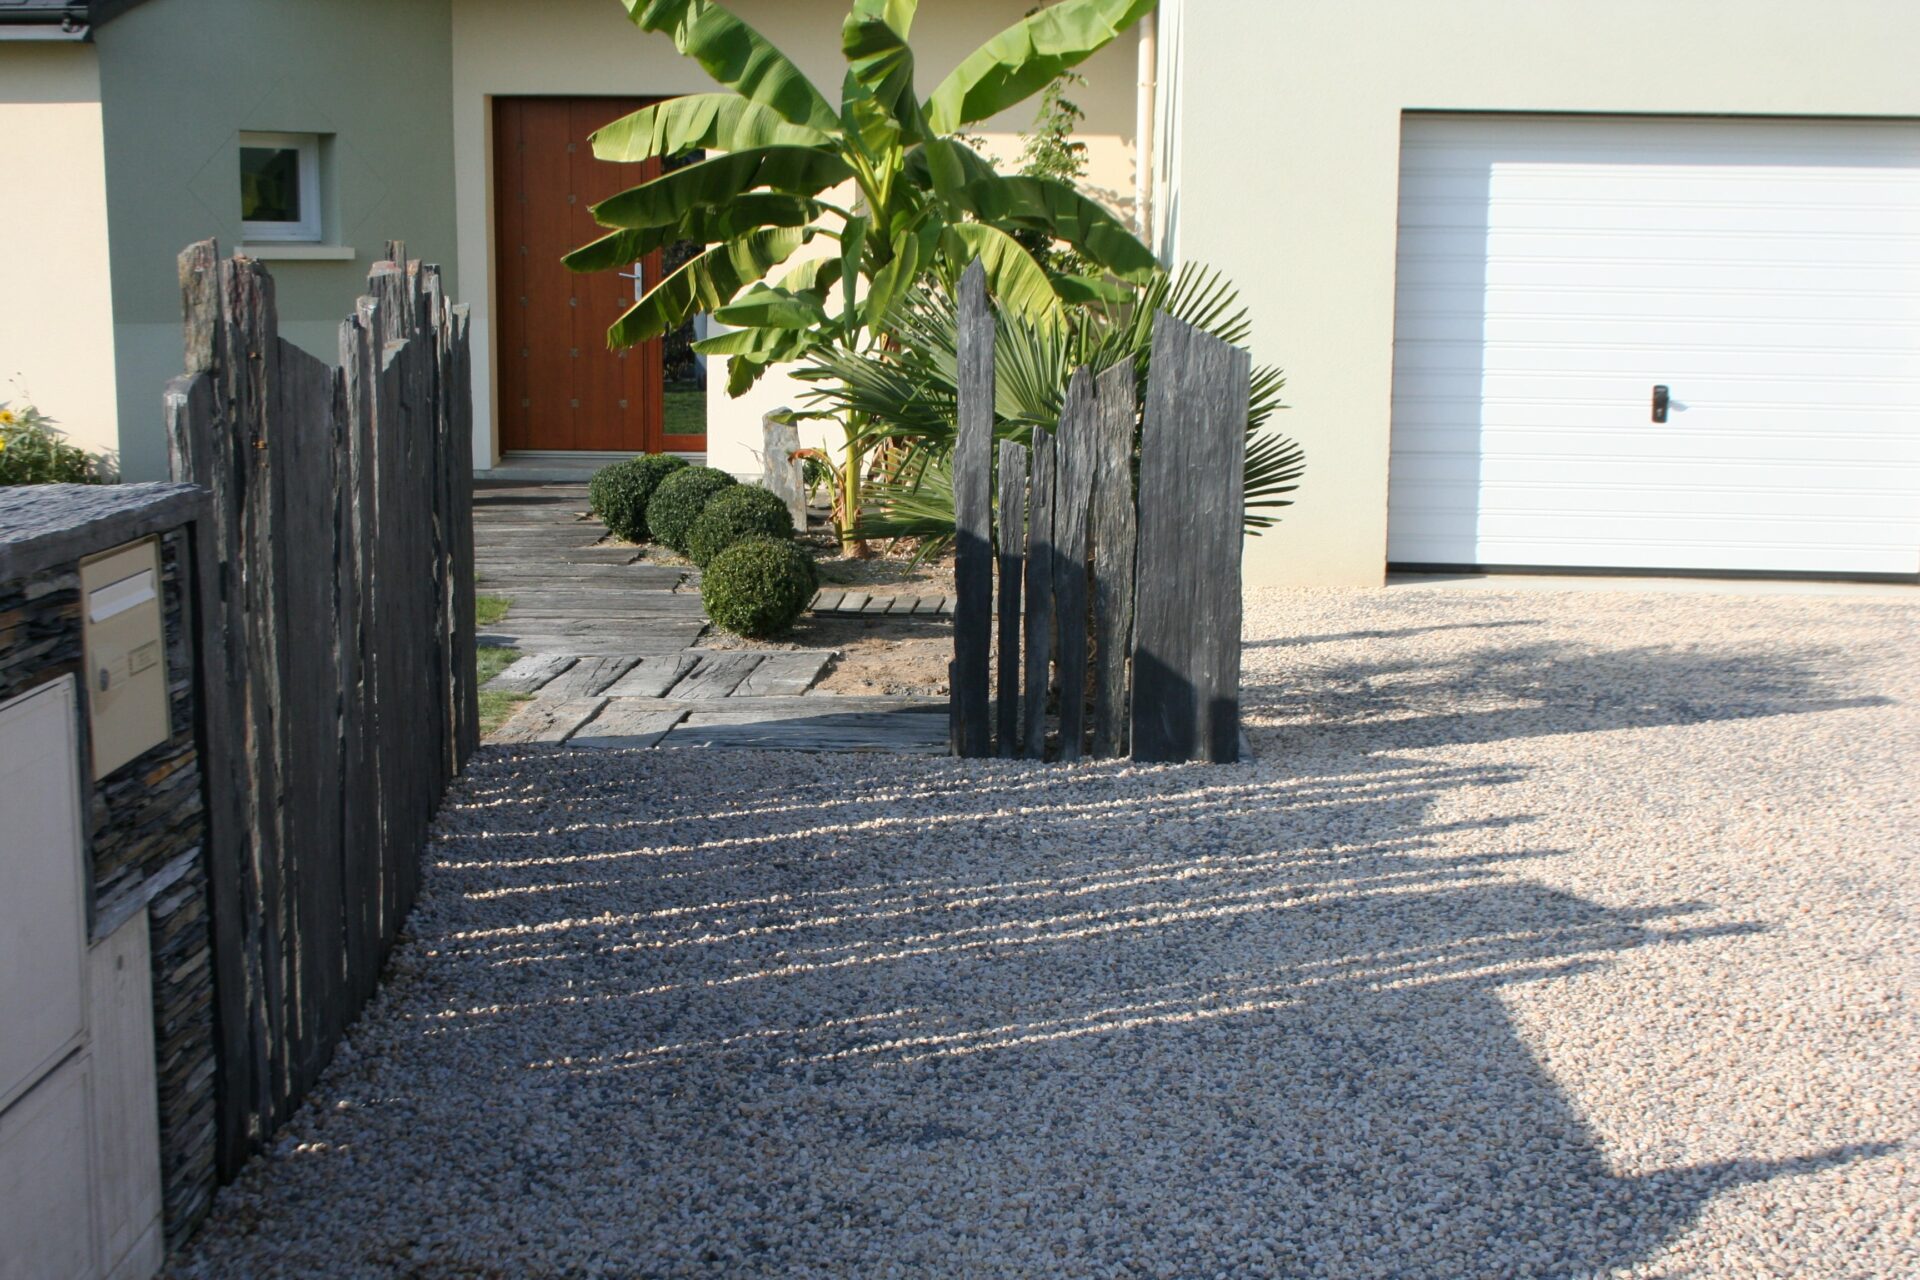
[{"left": 0, "top": 409, "right": 16, "bottom": 425}]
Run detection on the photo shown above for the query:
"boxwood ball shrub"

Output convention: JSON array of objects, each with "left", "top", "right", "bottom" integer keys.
[
  {"left": 701, "top": 537, "right": 817, "bottom": 638},
  {"left": 589, "top": 453, "right": 688, "bottom": 543},
  {"left": 687, "top": 485, "right": 794, "bottom": 567},
  {"left": 646, "top": 465, "right": 737, "bottom": 552}
]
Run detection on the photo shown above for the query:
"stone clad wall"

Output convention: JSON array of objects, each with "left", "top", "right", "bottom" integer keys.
[{"left": 0, "top": 518, "right": 217, "bottom": 1243}]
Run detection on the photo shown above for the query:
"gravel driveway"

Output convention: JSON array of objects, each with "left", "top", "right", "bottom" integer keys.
[{"left": 170, "top": 584, "right": 1918, "bottom": 1279}]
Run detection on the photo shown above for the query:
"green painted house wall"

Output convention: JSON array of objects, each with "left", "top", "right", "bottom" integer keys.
[{"left": 95, "top": 0, "right": 458, "bottom": 481}]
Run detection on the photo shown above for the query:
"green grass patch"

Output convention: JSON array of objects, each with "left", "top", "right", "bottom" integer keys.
[
  {"left": 476, "top": 646, "right": 528, "bottom": 739},
  {"left": 476, "top": 593, "right": 512, "bottom": 627},
  {"left": 664, "top": 389, "right": 705, "bottom": 437}
]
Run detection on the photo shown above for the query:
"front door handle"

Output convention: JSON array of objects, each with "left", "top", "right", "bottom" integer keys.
[{"left": 1651, "top": 384, "right": 1670, "bottom": 423}]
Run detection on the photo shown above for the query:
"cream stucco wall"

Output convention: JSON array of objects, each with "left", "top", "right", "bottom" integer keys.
[
  {"left": 0, "top": 45, "right": 120, "bottom": 463},
  {"left": 1164, "top": 0, "right": 1920, "bottom": 587},
  {"left": 452, "top": 0, "right": 1141, "bottom": 475}
]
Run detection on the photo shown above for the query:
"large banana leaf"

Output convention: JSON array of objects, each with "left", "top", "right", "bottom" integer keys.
[
  {"left": 626, "top": 0, "right": 839, "bottom": 132},
  {"left": 997, "top": 176, "right": 1157, "bottom": 281},
  {"left": 909, "top": 143, "right": 1154, "bottom": 282},
  {"left": 589, "top": 147, "right": 853, "bottom": 230},
  {"left": 925, "top": 0, "right": 1156, "bottom": 133},
  {"left": 591, "top": 94, "right": 830, "bottom": 162},
  {"left": 942, "top": 224, "right": 1063, "bottom": 325},
  {"left": 607, "top": 226, "right": 807, "bottom": 347},
  {"left": 712, "top": 283, "right": 831, "bottom": 329},
  {"left": 563, "top": 194, "right": 818, "bottom": 271},
  {"left": 841, "top": 0, "right": 922, "bottom": 141}
]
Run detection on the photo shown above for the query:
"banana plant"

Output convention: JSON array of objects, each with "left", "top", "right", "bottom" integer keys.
[{"left": 565, "top": 0, "right": 1159, "bottom": 550}]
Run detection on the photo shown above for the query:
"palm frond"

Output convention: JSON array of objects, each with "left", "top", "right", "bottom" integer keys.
[{"left": 798, "top": 261, "right": 1306, "bottom": 540}]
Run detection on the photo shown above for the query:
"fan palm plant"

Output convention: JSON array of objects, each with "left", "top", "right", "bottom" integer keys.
[
  {"left": 792, "top": 265, "right": 1306, "bottom": 549},
  {"left": 566, "top": 0, "right": 1161, "bottom": 549}
]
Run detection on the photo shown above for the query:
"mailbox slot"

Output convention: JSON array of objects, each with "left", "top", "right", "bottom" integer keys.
[{"left": 79, "top": 538, "right": 169, "bottom": 780}]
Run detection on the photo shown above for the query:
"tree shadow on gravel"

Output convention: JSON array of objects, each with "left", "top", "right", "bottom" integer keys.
[{"left": 324, "top": 738, "right": 1898, "bottom": 1280}]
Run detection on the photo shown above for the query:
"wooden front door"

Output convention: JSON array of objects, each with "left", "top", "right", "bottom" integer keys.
[{"left": 493, "top": 97, "right": 705, "bottom": 456}]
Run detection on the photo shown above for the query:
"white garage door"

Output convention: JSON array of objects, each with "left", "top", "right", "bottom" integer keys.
[{"left": 1388, "top": 114, "right": 1920, "bottom": 577}]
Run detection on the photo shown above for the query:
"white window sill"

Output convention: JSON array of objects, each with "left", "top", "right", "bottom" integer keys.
[{"left": 240, "top": 243, "right": 357, "bottom": 262}]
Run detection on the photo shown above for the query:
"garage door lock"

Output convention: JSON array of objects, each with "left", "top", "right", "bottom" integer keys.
[{"left": 1652, "top": 384, "right": 1670, "bottom": 423}]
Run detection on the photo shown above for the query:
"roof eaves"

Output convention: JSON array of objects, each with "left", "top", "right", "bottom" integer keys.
[
  {"left": 0, "top": 0, "right": 160, "bottom": 42},
  {"left": 0, "top": 2, "right": 88, "bottom": 40}
]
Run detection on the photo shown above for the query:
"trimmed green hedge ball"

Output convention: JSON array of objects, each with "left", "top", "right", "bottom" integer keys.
[
  {"left": 589, "top": 453, "right": 688, "bottom": 543},
  {"left": 700, "top": 537, "right": 817, "bottom": 637},
  {"left": 646, "top": 465, "right": 738, "bottom": 552},
  {"left": 687, "top": 485, "right": 794, "bottom": 567}
]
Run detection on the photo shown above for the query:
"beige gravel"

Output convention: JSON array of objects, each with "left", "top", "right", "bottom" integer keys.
[{"left": 169, "top": 584, "right": 1918, "bottom": 1279}]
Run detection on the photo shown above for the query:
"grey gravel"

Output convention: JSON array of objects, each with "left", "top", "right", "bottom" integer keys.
[{"left": 169, "top": 584, "right": 1919, "bottom": 1279}]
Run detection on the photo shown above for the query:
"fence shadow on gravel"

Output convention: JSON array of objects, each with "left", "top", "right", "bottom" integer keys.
[
  {"left": 1240, "top": 635, "right": 1892, "bottom": 753},
  {"left": 332, "top": 739, "right": 1900, "bottom": 1279}
]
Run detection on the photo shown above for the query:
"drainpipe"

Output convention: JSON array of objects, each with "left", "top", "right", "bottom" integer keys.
[{"left": 1134, "top": 9, "right": 1157, "bottom": 244}]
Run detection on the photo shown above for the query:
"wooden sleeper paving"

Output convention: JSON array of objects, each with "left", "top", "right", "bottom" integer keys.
[
  {"left": 536, "top": 655, "right": 642, "bottom": 698},
  {"left": 807, "top": 591, "right": 952, "bottom": 618},
  {"left": 567, "top": 702, "right": 689, "bottom": 750},
  {"left": 491, "top": 696, "right": 608, "bottom": 745},
  {"left": 483, "top": 653, "right": 577, "bottom": 694}
]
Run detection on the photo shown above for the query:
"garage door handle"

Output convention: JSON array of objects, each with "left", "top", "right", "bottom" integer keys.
[{"left": 1651, "top": 384, "right": 1669, "bottom": 423}]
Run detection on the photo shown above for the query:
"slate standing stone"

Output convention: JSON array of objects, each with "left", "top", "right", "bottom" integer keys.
[
  {"left": 1130, "top": 314, "right": 1249, "bottom": 763},
  {"left": 165, "top": 239, "right": 479, "bottom": 1180},
  {"left": 950, "top": 260, "right": 994, "bottom": 758},
  {"left": 761, "top": 411, "right": 808, "bottom": 533},
  {"left": 995, "top": 440, "right": 1027, "bottom": 756},
  {"left": 1022, "top": 428, "right": 1057, "bottom": 759},
  {"left": 1090, "top": 362, "right": 1139, "bottom": 758},
  {"left": 1051, "top": 368, "right": 1097, "bottom": 761}
]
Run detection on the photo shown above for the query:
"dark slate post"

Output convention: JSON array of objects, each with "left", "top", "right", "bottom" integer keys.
[
  {"left": 1021, "top": 428, "right": 1057, "bottom": 759},
  {"left": 1130, "top": 314, "right": 1249, "bottom": 763},
  {"left": 995, "top": 439, "right": 1026, "bottom": 756},
  {"left": 950, "top": 259, "right": 994, "bottom": 757},
  {"left": 1051, "top": 368, "right": 1097, "bottom": 760},
  {"left": 1090, "top": 361, "right": 1139, "bottom": 758}
]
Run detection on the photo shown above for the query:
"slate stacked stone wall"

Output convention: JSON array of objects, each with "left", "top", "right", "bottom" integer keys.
[{"left": 0, "top": 508, "right": 218, "bottom": 1244}]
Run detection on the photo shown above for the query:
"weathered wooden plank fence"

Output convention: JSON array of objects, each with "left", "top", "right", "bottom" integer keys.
[
  {"left": 165, "top": 240, "right": 477, "bottom": 1175},
  {"left": 951, "top": 262, "right": 1249, "bottom": 764}
]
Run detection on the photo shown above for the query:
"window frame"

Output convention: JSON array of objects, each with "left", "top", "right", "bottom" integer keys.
[{"left": 238, "top": 131, "right": 323, "bottom": 244}]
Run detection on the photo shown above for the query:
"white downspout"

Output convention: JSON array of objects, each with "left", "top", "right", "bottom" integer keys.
[{"left": 1134, "top": 9, "right": 1157, "bottom": 241}]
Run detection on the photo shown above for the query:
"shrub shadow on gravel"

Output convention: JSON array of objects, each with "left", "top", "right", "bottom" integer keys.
[{"left": 166, "top": 738, "right": 1896, "bottom": 1280}]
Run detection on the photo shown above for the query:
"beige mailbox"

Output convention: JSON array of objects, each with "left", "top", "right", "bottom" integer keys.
[{"left": 79, "top": 538, "right": 170, "bottom": 780}]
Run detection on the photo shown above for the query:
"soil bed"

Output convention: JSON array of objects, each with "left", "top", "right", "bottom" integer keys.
[{"left": 670, "top": 521, "right": 957, "bottom": 697}]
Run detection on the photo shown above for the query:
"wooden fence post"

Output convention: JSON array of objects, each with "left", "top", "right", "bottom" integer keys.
[
  {"left": 1130, "top": 314, "right": 1249, "bottom": 763},
  {"left": 950, "top": 260, "right": 994, "bottom": 757}
]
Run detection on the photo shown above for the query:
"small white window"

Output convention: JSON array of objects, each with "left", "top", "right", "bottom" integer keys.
[{"left": 239, "top": 132, "right": 323, "bottom": 242}]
